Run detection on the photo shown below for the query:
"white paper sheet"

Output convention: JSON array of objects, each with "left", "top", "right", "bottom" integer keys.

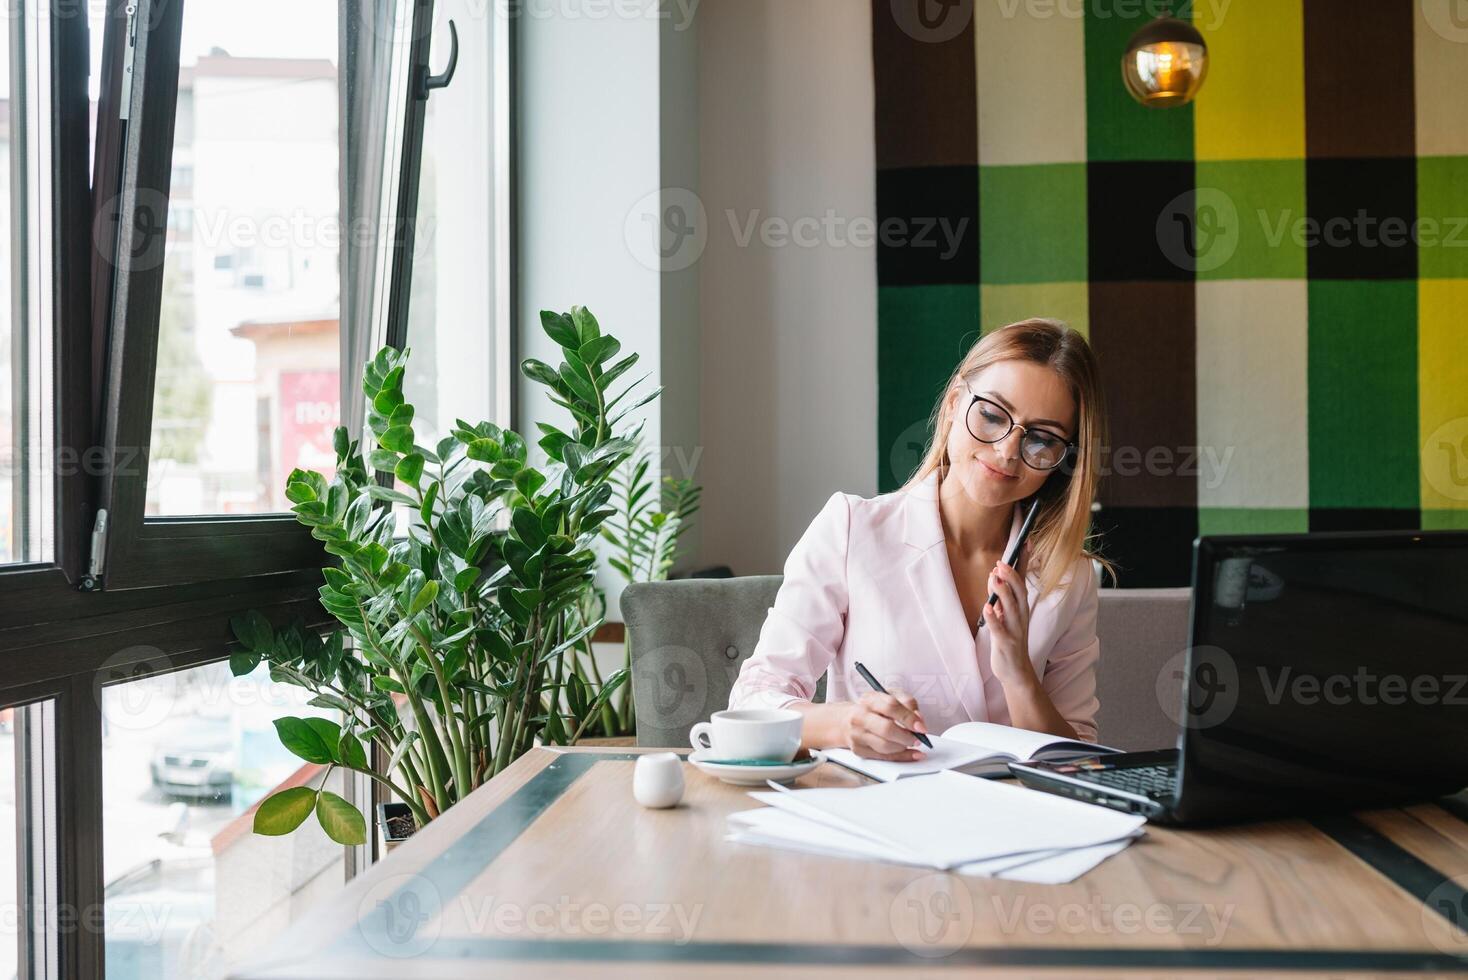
[
  {"left": 725, "top": 806, "right": 1141, "bottom": 884},
  {"left": 750, "top": 770, "right": 1146, "bottom": 870}
]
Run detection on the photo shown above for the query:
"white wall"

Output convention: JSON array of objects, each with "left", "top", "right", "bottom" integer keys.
[
  {"left": 694, "top": 0, "right": 879, "bottom": 575},
  {"left": 516, "top": 2, "right": 701, "bottom": 615},
  {"left": 516, "top": 0, "right": 879, "bottom": 585}
]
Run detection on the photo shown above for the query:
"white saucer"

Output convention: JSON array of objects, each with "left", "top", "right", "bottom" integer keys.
[{"left": 688, "top": 749, "right": 826, "bottom": 786}]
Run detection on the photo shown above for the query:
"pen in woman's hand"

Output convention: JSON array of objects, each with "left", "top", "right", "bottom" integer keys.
[
  {"left": 978, "top": 496, "right": 1042, "bottom": 628},
  {"left": 852, "top": 662, "right": 933, "bottom": 749}
]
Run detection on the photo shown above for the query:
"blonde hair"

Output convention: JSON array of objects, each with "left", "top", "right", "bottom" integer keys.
[{"left": 900, "top": 318, "right": 1114, "bottom": 597}]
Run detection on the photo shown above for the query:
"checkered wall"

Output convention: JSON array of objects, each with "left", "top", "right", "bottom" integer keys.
[{"left": 874, "top": 0, "right": 1468, "bottom": 586}]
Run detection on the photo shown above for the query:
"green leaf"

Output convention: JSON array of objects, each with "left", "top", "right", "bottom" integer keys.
[
  {"left": 465, "top": 438, "right": 501, "bottom": 462},
  {"left": 454, "top": 566, "right": 482, "bottom": 592},
  {"left": 368, "top": 449, "right": 400, "bottom": 472},
  {"left": 380, "top": 425, "right": 415, "bottom": 454},
  {"left": 571, "top": 306, "right": 601, "bottom": 345},
  {"left": 273, "top": 717, "right": 336, "bottom": 765},
  {"left": 386, "top": 731, "right": 420, "bottom": 774},
  {"left": 395, "top": 453, "right": 425, "bottom": 487},
  {"left": 511, "top": 508, "right": 547, "bottom": 550},
  {"left": 521, "top": 358, "right": 562, "bottom": 388},
  {"left": 600, "top": 352, "right": 640, "bottom": 388},
  {"left": 372, "top": 675, "right": 405, "bottom": 694},
  {"left": 230, "top": 610, "right": 274, "bottom": 652},
  {"left": 366, "top": 485, "right": 416, "bottom": 507},
  {"left": 338, "top": 731, "right": 369, "bottom": 770},
  {"left": 285, "top": 481, "right": 317, "bottom": 505},
  {"left": 315, "top": 791, "right": 367, "bottom": 846},
  {"left": 408, "top": 580, "right": 440, "bottom": 616},
  {"left": 558, "top": 362, "right": 598, "bottom": 405},
  {"left": 228, "top": 652, "right": 261, "bottom": 677},
  {"left": 333, "top": 426, "right": 350, "bottom": 459},
  {"left": 540, "top": 310, "right": 580, "bottom": 349},
  {"left": 579, "top": 335, "right": 621, "bottom": 368},
  {"left": 253, "top": 787, "right": 318, "bottom": 837}
]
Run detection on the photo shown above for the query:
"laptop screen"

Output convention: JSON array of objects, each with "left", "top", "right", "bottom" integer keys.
[{"left": 1176, "top": 531, "right": 1468, "bottom": 821}]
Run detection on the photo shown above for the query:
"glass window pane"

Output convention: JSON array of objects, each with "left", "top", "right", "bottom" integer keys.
[
  {"left": 147, "top": 1, "right": 341, "bottom": 516},
  {"left": 1, "top": 699, "right": 57, "bottom": 980},
  {"left": 1, "top": 0, "right": 57, "bottom": 563},
  {"left": 402, "top": 2, "right": 500, "bottom": 440},
  {"left": 1, "top": 705, "right": 17, "bottom": 979},
  {"left": 102, "top": 661, "right": 345, "bottom": 978}
]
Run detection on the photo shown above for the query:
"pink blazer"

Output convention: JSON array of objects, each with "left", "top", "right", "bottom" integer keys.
[{"left": 729, "top": 471, "right": 1101, "bottom": 742}]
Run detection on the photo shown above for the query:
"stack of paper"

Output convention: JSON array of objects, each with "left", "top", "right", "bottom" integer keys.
[{"left": 725, "top": 770, "right": 1145, "bottom": 884}]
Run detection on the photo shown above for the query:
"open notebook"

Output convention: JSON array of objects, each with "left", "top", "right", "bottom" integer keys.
[{"left": 824, "top": 721, "right": 1120, "bottom": 782}]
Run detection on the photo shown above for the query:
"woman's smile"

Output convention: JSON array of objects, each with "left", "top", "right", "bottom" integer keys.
[{"left": 977, "top": 457, "right": 1019, "bottom": 481}]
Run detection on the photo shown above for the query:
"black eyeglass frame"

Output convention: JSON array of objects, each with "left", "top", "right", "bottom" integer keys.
[{"left": 962, "top": 390, "right": 1078, "bottom": 472}]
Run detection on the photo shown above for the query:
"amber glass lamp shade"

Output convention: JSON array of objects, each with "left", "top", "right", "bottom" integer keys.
[{"left": 1122, "top": 16, "right": 1208, "bottom": 108}]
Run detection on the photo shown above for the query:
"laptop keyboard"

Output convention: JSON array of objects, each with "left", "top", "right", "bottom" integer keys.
[{"left": 1075, "top": 763, "right": 1177, "bottom": 799}]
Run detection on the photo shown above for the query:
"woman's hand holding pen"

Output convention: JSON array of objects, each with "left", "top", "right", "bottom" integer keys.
[
  {"left": 844, "top": 691, "right": 929, "bottom": 761},
  {"left": 986, "top": 559, "right": 1037, "bottom": 690}
]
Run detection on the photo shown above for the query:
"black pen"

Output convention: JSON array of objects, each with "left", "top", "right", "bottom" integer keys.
[
  {"left": 853, "top": 661, "right": 933, "bottom": 749},
  {"left": 977, "top": 497, "right": 1042, "bottom": 629}
]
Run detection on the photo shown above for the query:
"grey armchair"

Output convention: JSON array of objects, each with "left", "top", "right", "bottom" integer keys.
[{"left": 622, "top": 577, "right": 1190, "bottom": 752}]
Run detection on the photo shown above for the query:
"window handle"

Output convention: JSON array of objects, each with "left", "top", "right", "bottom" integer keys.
[{"left": 418, "top": 19, "right": 459, "bottom": 99}]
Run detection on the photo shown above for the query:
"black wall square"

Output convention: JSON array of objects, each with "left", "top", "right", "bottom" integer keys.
[
  {"left": 1087, "top": 161, "right": 1196, "bottom": 283},
  {"left": 1304, "top": 157, "right": 1418, "bottom": 280},
  {"left": 875, "top": 166, "right": 980, "bottom": 286}
]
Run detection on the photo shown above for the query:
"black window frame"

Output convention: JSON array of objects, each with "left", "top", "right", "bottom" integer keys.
[{"left": 0, "top": 0, "right": 513, "bottom": 975}]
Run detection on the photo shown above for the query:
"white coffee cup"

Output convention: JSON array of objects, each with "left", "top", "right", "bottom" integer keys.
[{"left": 688, "top": 708, "right": 802, "bottom": 762}]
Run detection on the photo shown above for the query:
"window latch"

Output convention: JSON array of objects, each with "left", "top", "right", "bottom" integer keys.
[
  {"left": 82, "top": 509, "right": 109, "bottom": 592},
  {"left": 417, "top": 19, "right": 459, "bottom": 100},
  {"left": 119, "top": 3, "right": 140, "bottom": 120}
]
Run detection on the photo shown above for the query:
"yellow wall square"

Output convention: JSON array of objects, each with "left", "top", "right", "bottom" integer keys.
[
  {"left": 1194, "top": 0, "right": 1305, "bottom": 160},
  {"left": 1419, "top": 279, "right": 1468, "bottom": 512},
  {"left": 980, "top": 282, "right": 1089, "bottom": 338}
]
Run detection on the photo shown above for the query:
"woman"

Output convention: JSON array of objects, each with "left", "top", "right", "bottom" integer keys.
[{"left": 728, "top": 318, "right": 1112, "bottom": 760}]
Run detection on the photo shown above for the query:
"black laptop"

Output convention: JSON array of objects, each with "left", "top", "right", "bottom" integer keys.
[{"left": 1009, "top": 529, "right": 1468, "bottom": 825}]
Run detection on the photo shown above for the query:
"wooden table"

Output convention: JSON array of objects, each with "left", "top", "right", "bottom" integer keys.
[{"left": 235, "top": 747, "right": 1468, "bottom": 978}]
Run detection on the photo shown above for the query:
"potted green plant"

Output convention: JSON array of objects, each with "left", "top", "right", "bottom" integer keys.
[
  {"left": 232, "top": 307, "right": 659, "bottom": 846},
  {"left": 562, "top": 447, "right": 701, "bottom": 738}
]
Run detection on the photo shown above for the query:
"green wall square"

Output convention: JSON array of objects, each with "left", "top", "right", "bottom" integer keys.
[
  {"left": 1417, "top": 155, "right": 1468, "bottom": 279},
  {"left": 1198, "top": 508, "right": 1308, "bottom": 536},
  {"left": 1307, "top": 280, "right": 1419, "bottom": 510},
  {"left": 878, "top": 285, "right": 981, "bottom": 492},
  {"left": 979, "top": 164, "right": 1088, "bottom": 284},
  {"left": 1195, "top": 159, "right": 1307, "bottom": 280},
  {"left": 1084, "top": 3, "right": 1194, "bottom": 162}
]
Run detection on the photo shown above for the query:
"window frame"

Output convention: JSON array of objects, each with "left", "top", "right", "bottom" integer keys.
[{"left": 0, "top": 0, "right": 516, "bottom": 974}]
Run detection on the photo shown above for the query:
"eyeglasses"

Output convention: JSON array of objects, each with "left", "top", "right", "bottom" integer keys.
[{"left": 962, "top": 389, "right": 1076, "bottom": 471}]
